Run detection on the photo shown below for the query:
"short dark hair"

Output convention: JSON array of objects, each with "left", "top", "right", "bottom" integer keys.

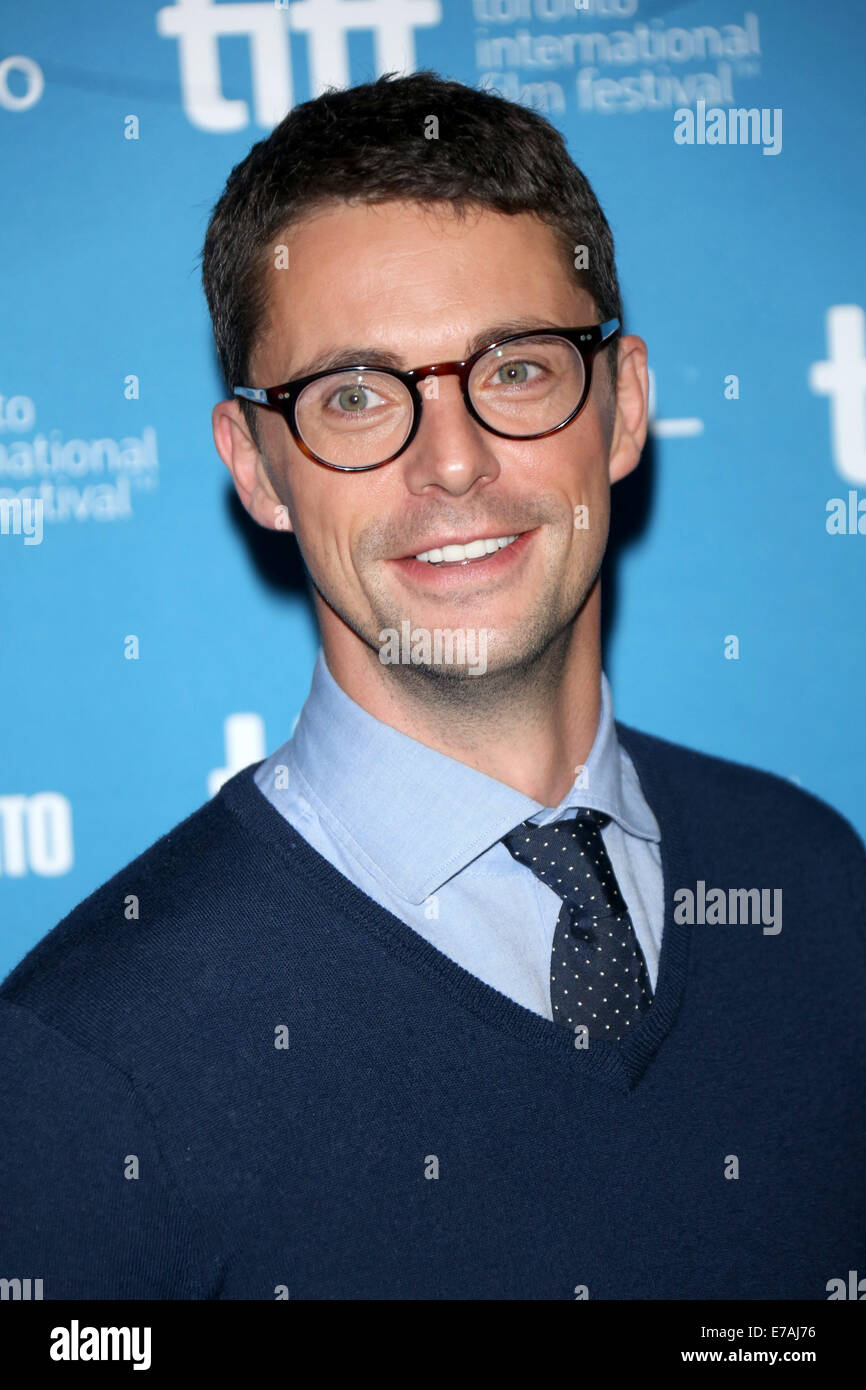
[{"left": 201, "top": 70, "right": 623, "bottom": 448}]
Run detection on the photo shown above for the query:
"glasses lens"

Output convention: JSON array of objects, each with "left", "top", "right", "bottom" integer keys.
[
  {"left": 295, "top": 369, "right": 413, "bottom": 468},
  {"left": 468, "top": 335, "right": 586, "bottom": 437}
]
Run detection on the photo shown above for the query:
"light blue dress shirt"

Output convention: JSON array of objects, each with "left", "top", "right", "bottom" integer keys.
[{"left": 254, "top": 650, "right": 664, "bottom": 1019}]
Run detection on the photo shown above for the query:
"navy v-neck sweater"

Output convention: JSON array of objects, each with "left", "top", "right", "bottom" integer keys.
[{"left": 1, "top": 723, "right": 865, "bottom": 1300}]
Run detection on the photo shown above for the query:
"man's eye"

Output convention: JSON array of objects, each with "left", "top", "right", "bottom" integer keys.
[
  {"left": 490, "top": 359, "right": 543, "bottom": 386},
  {"left": 328, "top": 383, "right": 386, "bottom": 413}
]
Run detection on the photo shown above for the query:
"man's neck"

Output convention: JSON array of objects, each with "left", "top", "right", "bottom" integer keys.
[{"left": 320, "top": 596, "right": 603, "bottom": 808}]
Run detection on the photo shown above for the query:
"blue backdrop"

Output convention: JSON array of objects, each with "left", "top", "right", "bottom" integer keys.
[{"left": 2, "top": 0, "right": 864, "bottom": 978}]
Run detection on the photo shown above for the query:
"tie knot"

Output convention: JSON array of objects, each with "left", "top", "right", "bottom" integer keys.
[
  {"left": 502, "top": 808, "right": 610, "bottom": 855},
  {"left": 501, "top": 808, "right": 622, "bottom": 915},
  {"left": 572, "top": 808, "right": 611, "bottom": 832}
]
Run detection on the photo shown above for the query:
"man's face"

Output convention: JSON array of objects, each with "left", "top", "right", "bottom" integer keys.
[{"left": 232, "top": 199, "right": 643, "bottom": 685}]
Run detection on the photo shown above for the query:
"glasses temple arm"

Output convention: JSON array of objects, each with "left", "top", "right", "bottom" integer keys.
[{"left": 234, "top": 386, "right": 269, "bottom": 404}]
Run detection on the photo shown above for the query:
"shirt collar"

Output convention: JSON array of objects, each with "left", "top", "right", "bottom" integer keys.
[{"left": 272, "top": 649, "right": 660, "bottom": 905}]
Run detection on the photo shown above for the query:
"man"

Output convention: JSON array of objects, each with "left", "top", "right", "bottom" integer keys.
[{"left": 2, "top": 72, "right": 864, "bottom": 1301}]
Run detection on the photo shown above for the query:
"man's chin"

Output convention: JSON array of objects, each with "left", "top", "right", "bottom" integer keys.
[
  {"left": 373, "top": 618, "right": 493, "bottom": 680},
  {"left": 369, "top": 620, "right": 572, "bottom": 691}
]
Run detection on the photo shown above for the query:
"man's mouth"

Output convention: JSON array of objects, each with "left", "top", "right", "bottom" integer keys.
[
  {"left": 388, "top": 528, "right": 537, "bottom": 587},
  {"left": 408, "top": 533, "right": 521, "bottom": 566}
]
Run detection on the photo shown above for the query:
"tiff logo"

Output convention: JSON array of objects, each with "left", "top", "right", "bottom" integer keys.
[
  {"left": 0, "top": 1277, "right": 43, "bottom": 1299},
  {"left": 156, "top": 0, "right": 443, "bottom": 132},
  {"left": 809, "top": 305, "right": 866, "bottom": 485}
]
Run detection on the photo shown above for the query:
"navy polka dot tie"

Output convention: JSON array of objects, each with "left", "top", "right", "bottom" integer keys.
[{"left": 502, "top": 809, "right": 653, "bottom": 1040}]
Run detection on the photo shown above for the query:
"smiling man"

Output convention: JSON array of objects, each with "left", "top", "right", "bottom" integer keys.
[{"left": 1, "top": 72, "right": 865, "bottom": 1302}]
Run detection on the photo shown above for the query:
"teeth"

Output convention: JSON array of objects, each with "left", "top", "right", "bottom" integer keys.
[{"left": 415, "top": 534, "right": 519, "bottom": 564}]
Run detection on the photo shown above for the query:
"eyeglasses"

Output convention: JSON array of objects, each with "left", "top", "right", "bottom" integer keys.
[{"left": 234, "top": 319, "right": 620, "bottom": 472}]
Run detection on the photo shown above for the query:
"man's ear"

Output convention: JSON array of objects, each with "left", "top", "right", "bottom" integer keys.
[
  {"left": 607, "top": 334, "right": 649, "bottom": 486},
  {"left": 211, "top": 398, "right": 294, "bottom": 533}
]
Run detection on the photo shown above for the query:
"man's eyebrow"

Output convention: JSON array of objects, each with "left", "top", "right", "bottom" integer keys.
[{"left": 280, "top": 318, "right": 566, "bottom": 382}]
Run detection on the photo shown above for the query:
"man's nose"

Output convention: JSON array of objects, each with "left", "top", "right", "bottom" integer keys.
[{"left": 398, "top": 374, "right": 501, "bottom": 495}]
